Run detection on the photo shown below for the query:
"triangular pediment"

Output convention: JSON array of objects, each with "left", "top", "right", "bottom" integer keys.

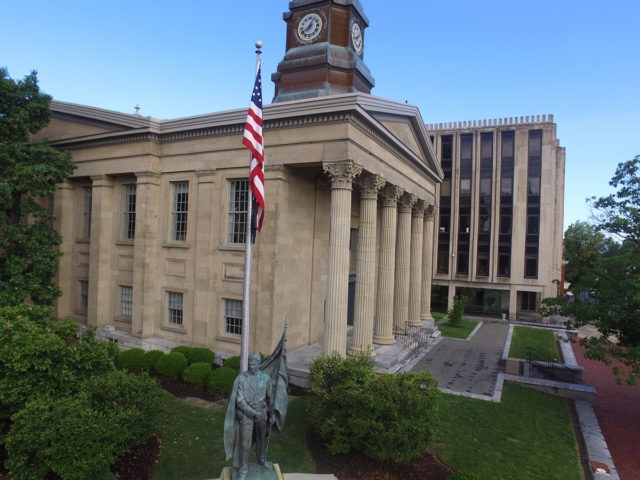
[
  {"left": 34, "top": 101, "right": 157, "bottom": 143},
  {"left": 378, "top": 118, "right": 423, "bottom": 159}
]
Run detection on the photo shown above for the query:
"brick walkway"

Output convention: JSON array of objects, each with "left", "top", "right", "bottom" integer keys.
[{"left": 572, "top": 342, "right": 640, "bottom": 480}]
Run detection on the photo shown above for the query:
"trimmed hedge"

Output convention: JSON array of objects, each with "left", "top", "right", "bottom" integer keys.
[
  {"left": 182, "top": 362, "right": 212, "bottom": 386},
  {"left": 222, "top": 355, "right": 241, "bottom": 373},
  {"left": 207, "top": 367, "right": 237, "bottom": 396},
  {"left": 141, "top": 349, "right": 165, "bottom": 373},
  {"left": 185, "top": 347, "right": 215, "bottom": 365},
  {"left": 170, "top": 345, "right": 215, "bottom": 365},
  {"left": 117, "top": 348, "right": 146, "bottom": 373},
  {"left": 155, "top": 352, "right": 188, "bottom": 378}
]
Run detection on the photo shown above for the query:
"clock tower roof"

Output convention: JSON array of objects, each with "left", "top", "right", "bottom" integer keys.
[{"left": 272, "top": 0, "right": 374, "bottom": 103}]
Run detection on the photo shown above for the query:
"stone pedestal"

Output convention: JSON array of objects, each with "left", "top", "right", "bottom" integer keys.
[{"left": 220, "top": 463, "right": 284, "bottom": 480}]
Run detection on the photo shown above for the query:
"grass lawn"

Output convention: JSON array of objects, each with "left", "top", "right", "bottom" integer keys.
[
  {"left": 152, "top": 393, "right": 314, "bottom": 479},
  {"left": 152, "top": 384, "right": 583, "bottom": 480},
  {"left": 509, "top": 326, "right": 559, "bottom": 361},
  {"left": 436, "top": 382, "right": 583, "bottom": 480},
  {"left": 438, "top": 318, "right": 479, "bottom": 339}
]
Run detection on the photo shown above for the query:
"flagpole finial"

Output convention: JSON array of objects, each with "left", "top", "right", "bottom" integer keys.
[{"left": 255, "top": 40, "right": 263, "bottom": 52}]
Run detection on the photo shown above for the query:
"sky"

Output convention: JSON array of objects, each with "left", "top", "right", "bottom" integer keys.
[{"left": 2, "top": 0, "right": 639, "bottom": 229}]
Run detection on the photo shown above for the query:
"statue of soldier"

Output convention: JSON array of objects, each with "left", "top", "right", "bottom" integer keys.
[
  {"left": 224, "top": 354, "right": 275, "bottom": 480},
  {"left": 223, "top": 326, "right": 288, "bottom": 480}
]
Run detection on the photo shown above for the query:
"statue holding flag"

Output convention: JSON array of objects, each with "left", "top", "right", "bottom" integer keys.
[{"left": 223, "top": 327, "right": 288, "bottom": 480}]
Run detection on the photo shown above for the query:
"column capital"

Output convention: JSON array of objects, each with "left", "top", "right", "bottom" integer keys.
[
  {"left": 379, "top": 184, "right": 403, "bottom": 207},
  {"left": 323, "top": 161, "right": 362, "bottom": 189},
  {"left": 412, "top": 199, "right": 429, "bottom": 218},
  {"left": 398, "top": 192, "right": 418, "bottom": 213},
  {"left": 425, "top": 203, "right": 437, "bottom": 220},
  {"left": 357, "top": 173, "right": 386, "bottom": 200}
]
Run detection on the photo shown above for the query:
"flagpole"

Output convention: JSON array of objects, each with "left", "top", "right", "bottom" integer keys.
[{"left": 240, "top": 40, "right": 263, "bottom": 373}]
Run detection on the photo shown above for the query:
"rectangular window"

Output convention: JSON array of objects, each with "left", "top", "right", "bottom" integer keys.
[
  {"left": 224, "top": 299, "right": 243, "bottom": 335},
  {"left": 228, "top": 179, "right": 249, "bottom": 244},
  {"left": 122, "top": 184, "right": 136, "bottom": 240},
  {"left": 521, "top": 291, "right": 538, "bottom": 311},
  {"left": 81, "top": 187, "right": 92, "bottom": 239},
  {"left": 120, "top": 285, "right": 133, "bottom": 319},
  {"left": 456, "top": 252, "right": 469, "bottom": 275},
  {"left": 477, "top": 253, "right": 489, "bottom": 277},
  {"left": 167, "top": 291, "right": 183, "bottom": 326},
  {"left": 171, "top": 182, "right": 189, "bottom": 242},
  {"left": 525, "top": 255, "right": 538, "bottom": 278},
  {"left": 498, "top": 253, "right": 511, "bottom": 277},
  {"left": 79, "top": 279, "right": 89, "bottom": 313}
]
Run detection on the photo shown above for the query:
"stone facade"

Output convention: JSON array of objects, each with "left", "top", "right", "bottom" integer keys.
[{"left": 39, "top": 95, "right": 441, "bottom": 357}]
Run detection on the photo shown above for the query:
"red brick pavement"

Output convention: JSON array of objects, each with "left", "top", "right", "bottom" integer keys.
[{"left": 572, "top": 342, "right": 640, "bottom": 480}]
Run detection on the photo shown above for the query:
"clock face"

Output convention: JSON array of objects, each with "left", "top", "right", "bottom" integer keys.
[
  {"left": 351, "top": 22, "right": 363, "bottom": 53},
  {"left": 297, "top": 13, "right": 323, "bottom": 42}
]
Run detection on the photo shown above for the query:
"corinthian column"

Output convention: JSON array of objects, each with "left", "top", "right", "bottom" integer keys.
[
  {"left": 408, "top": 199, "right": 427, "bottom": 326},
  {"left": 421, "top": 204, "right": 437, "bottom": 329},
  {"left": 349, "top": 174, "right": 386, "bottom": 357},
  {"left": 393, "top": 193, "right": 417, "bottom": 334},
  {"left": 322, "top": 161, "right": 362, "bottom": 356},
  {"left": 373, "top": 184, "right": 403, "bottom": 344}
]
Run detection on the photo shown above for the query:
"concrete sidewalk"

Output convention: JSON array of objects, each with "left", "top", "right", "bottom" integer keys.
[{"left": 410, "top": 320, "right": 509, "bottom": 399}]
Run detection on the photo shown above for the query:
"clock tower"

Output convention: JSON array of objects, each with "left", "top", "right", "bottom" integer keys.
[{"left": 272, "top": 0, "right": 375, "bottom": 103}]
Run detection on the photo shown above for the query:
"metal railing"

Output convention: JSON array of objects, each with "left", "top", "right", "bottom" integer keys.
[
  {"left": 396, "top": 323, "right": 431, "bottom": 358},
  {"left": 526, "top": 347, "right": 582, "bottom": 384}
]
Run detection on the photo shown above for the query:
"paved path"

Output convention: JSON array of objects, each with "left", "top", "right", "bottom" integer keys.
[{"left": 411, "top": 321, "right": 509, "bottom": 398}]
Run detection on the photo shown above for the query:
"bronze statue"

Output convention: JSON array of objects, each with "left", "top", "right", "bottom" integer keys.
[{"left": 224, "top": 329, "right": 288, "bottom": 480}]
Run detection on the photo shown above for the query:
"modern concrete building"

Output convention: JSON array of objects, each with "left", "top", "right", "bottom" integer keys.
[
  {"left": 36, "top": 0, "right": 564, "bottom": 361},
  {"left": 427, "top": 117, "right": 565, "bottom": 320}
]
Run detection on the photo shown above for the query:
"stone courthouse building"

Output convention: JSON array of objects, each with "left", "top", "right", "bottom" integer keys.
[{"left": 37, "top": 0, "right": 564, "bottom": 359}]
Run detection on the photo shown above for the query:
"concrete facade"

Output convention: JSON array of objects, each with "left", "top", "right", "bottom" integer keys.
[
  {"left": 38, "top": 95, "right": 442, "bottom": 357},
  {"left": 427, "top": 116, "right": 565, "bottom": 319}
]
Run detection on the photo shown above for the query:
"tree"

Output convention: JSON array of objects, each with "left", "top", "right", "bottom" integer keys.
[
  {"left": 0, "top": 68, "right": 75, "bottom": 306},
  {"left": 564, "top": 156, "right": 640, "bottom": 384},
  {"left": 562, "top": 221, "right": 614, "bottom": 288}
]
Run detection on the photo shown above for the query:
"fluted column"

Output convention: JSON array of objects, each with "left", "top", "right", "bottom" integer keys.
[
  {"left": 373, "top": 184, "right": 403, "bottom": 344},
  {"left": 393, "top": 193, "right": 417, "bottom": 334},
  {"left": 408, "top": 199, "right": 427, "bottom": 326},
  {"left": 421, "top": 204, "right": 437, "bottom": 328},
  {"left": 322, "top": 161, "right": 362, "bottom": 356},
  {"left": 349, "top": 174, "right": 386, "bottom": 356}
]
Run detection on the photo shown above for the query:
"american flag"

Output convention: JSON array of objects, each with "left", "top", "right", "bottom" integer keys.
[{"left": 243, "top": 60, "right": 265, "bottom": 233}]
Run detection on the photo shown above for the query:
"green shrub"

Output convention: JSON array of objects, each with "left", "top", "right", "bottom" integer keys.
[
  {"left": 185, "top": 347, "right": 215, "bottom": 365},
  {"left": 141, "top": 349, "right": 165, "bottom": 372},
  {"left": 182, "top": 362, "right": 212, "bottom": 386},
  {"left": 223, "top": 355, "right": 241, "bottom": 373},
  {"left": 448, "top": 295, "right": 467, "bottom": 328},
  {"left": 155, "top": 352, "right": 188, "bottom": 378},
  {"left": 169, "top": 345, "right": 215, "bottom": 365},
  {"left": 0, "top": 308, "right": 115, "bottom": 421},
  {"left": 5, "top": 370, "right": 163, "bottom": 480},
  {"left": 170, "top": 345, "right": 192, "bottom": 357},
  {"left": 207, "top": 366, "right": 237, "bottom": 396},
  {"left": 117, "top": 347, "right": 146, "bottom": 372},
  {"left": 308, "top": 354, "right": 440, "bottom": 463}
]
